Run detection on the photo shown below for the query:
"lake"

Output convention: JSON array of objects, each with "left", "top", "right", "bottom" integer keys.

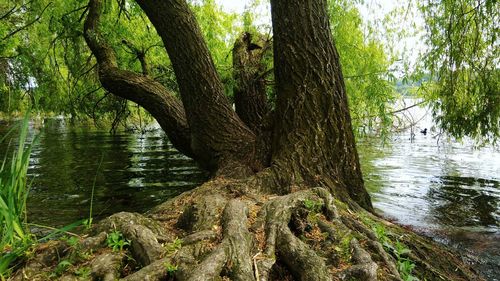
[{"left": 0, "top": 116, "right": 498, "bottom": 279}]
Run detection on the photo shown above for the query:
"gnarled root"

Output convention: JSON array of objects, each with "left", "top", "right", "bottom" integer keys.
[{"left": 10, "top": 180, "right": 484, "bottom": 281}]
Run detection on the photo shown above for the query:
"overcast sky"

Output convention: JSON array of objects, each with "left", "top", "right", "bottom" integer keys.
[
  {"left": 215, "top": 0, "right": 398, "bottom": 19},
  {"left": 215, "top": 0, "right": 425, "bottom": 71}
]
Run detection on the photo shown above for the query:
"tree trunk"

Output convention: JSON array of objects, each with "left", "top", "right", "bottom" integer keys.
[
  {"left": 233, "top": 32, "right": 270, "bottom": 135},
  {"left": 269, "top": 0, "right": 372, "bottom": 210},
  {"left": 136, "top": 0, "right": 259, "bottom": 174},
  {"left": 11, "top": 1, "right": 483, "bottom": 281},
  {"left": 233, "top": 32, "right": 272, "bottom": 168}
]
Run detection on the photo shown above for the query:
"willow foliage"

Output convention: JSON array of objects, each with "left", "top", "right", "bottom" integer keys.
[
  {"left": 420, "top": 0, "right": 499, "bottom": 142},
  {"left": 1, "top": 0, "right": 498, "bottom": 140},
  {"left": 328, "top": 0, "right": 399, "bottom": 136}
]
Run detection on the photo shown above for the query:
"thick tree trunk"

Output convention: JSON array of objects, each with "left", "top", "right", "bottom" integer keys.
[
  {"left": 136, "top": 0, "right": 258, "bottom": 174},
  {"left": 10, "top": 1, "right": 486, "bottom": 281},
  {"left": 269, "top": 0, "right": 372, "bottom": 210}
]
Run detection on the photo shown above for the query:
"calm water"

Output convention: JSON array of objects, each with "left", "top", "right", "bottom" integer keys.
[
  {"left": 0, "top": 119, "right": 207, "bottom": 227},
  {"left": 0, "top": 117, "right": 499, "bottom": 279}
]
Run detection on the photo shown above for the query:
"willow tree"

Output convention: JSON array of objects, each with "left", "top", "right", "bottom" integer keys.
[
  {"left": 419, "top": 0, "right": 499, "bottom": 142},
  {"left": 9, "top": 0, "right": 483, "bottom": 280}
]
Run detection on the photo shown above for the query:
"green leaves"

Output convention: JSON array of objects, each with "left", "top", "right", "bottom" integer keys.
[
  {"left": 328, "top": 0, "right": 399, "bottom": 137},
  {"left": 106, "top": 230, "right": 130, "bottom": 252},
  {"left": 0, "top": 113, "right": 35, "bottom": 252},
  {"left": 164, "top": 238, "right": 183, "bottom": 255},
  {"left": 419, "top": 0, "right": 500, "bottom": 143}
]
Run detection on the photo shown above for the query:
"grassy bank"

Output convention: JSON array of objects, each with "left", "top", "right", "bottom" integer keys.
[{"left": 0, "top": 114, "right": 35, "bottom": 276}]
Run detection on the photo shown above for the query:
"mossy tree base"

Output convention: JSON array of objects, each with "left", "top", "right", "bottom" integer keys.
[{"left": 10, "top": 178, "right": 483, "bottom": 281}]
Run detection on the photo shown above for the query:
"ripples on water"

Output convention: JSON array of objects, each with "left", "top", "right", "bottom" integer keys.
[
  {"left": 1, "top": 115, "right": 499, "bottom": 279},
  {"left": 0, "top": 118, "right": 207, "bottom": 227},
  {"left": 357, "top": 109, "right": 500, "bottom": 280}
]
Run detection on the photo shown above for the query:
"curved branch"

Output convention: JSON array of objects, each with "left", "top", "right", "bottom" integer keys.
[{"left": 83, "top": 0, "right": 194, "bottom": 158}]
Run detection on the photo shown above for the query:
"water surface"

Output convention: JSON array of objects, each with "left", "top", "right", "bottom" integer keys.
[
  {"left": 0, "top": 119, "right": 207, "bottom": 227},
  {"left": 0, "top": 116, "right": 498, "bottom": 279},
  {"left": 357, "top": 107, "right": 500, "bottom": 280}
]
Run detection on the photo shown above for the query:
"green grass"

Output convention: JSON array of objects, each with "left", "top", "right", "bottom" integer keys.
[
  {"left": 85, "top": 153, "right": 104, "bottom": 230},
  {"left": 0, "top": 113, "right": 36, "bottom": 276},
  {"left": 0, "top": 114, "right": 34, "bottom": 249},
  {"left": 0, "top": 115, "right": 88, "bottom": 278}
]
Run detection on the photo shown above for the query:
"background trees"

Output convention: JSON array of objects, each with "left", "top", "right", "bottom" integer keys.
[
  {"left": 419, "top": 0, "right": 499, "bottom": 142},
  {"left": 0, "top": 0, "right": 493, "bottom": 280},
  {"left": 0, "top": 0, "right": 400, "bottom": 138}
]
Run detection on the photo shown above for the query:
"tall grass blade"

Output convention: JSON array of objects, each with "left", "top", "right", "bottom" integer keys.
[{"left": 0, "top": 113, "right": 36, "bottom": 276}]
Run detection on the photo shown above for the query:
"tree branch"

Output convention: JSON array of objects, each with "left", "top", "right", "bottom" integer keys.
[
  {"left": 0, "top": 0, "right": 35, "bottom": 21},
  {"left": 0, "top": 5, "right": 18, "bottom": 21},
  {"left": 136, "top": 0, "right": 258, "bottom": 173},
  {"left": 83, "top": 0, "right": 194, "bottom": 159},
  {"left": 2, "top": 2, "right": 52, "bottom": 40}
]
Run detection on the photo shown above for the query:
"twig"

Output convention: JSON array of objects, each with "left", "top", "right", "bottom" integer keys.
[
  {"left": 253, "top": 252, "right": 261, "bottom": 281},
  {"left": 2, "top": 2, "right": 53, "bottom": 40},
  {"left": 27, "top": 223, "right": 81, "bottom": 238}
]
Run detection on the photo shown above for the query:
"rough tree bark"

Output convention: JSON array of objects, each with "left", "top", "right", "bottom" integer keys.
[
  {"left": 10, "top": 0, "right": 485, "bottom": 280},
  {"left": 136, "top": 0, "right": 259, "bottom": 174},
  {"left": 233, "top": 32, "right": 270, "bottom": 135},
  {"left": 233, "top": 32, "right": 272, "bottom": 168},
  {"left": 269, "top": 0, "right": 371, "bottom": 209}
]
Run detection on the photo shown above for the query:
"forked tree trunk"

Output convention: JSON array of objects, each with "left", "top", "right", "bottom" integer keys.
[
  {"left": 136, "top": 0, "right": 259, "bottom": 174},
  {"left": 11, "top": 0, "right": 485, "bottom": 280}
]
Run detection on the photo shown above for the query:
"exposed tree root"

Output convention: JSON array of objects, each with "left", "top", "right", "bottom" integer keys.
[
  {"left": 340, "top": 238, "right": 378, "bottom": 281},
  {"left": 96, "top": 212, "right": 166, "bottom": 266},
  {"left": 121, "top": 258, "right": 170, "bottom": 281},
  {"left": 90, "top": 252, "right": 125, "bottom": 281},
  {"left": 10, "top": 180, "right": 485, "bottom": 281}
]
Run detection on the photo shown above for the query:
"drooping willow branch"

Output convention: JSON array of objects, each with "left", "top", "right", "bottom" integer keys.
[{"left": 2, "top": 2, "right": 53, "bottom": 40}]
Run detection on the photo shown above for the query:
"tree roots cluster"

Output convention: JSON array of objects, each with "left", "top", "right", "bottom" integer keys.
[{"left": 10, "top": 179, "right": 483, "bottom": 281}]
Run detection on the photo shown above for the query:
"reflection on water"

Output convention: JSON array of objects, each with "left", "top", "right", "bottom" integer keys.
[
  {"left": 1, "top": 114, "right": 499, "bottom": 279},
  {"left": 357, "top": 113, "right": 500, "bottom": 279},
  {"left": 429, "top": 176, "right": 499, "bottom": 228},
  {"left": 0, "top": 118, "right": 207, "bottom": 227}
]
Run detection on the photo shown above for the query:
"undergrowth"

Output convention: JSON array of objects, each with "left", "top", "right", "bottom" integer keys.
[{"left": 0, "top": 114, "right": 36, "bottom": 276}]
